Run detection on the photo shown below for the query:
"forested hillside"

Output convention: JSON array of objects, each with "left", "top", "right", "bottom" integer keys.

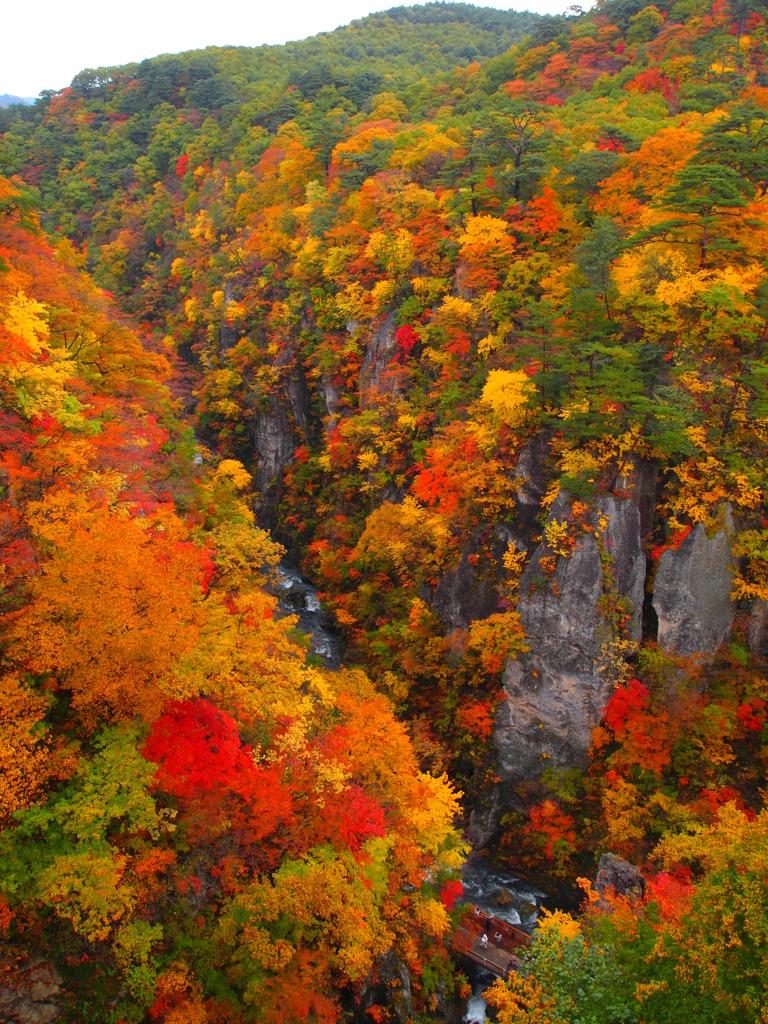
[{"left": 2, "top": 0, "right": 768, "bottom": 1020}]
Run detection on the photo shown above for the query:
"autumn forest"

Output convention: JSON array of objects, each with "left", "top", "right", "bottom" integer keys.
[{"left": 1, "top": 0, "right": 768, "bottom": 1020}]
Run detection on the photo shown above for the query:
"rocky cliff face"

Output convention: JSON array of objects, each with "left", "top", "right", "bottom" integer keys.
[
  {"left": 0, "top": 960, "right": 61, "bottom": 1024},
  {"left": 219, "top": 279, "right": 239, "bottom": 352},
  {"left": 358, "top": 312, "right": 401, "bottom": 408},
  {"left": 253, "top": 347, "right": 310, "bottom": 506},
  {"left": 494, "top": 494, "right": 646, "bottom": 783},
  {"left": 253, "top": 315, "right": 403, "bottom": 505},
  {"left": 513, "top": 434, "right": 550, "bottom": 516},
  {"left": 652, "top": 511, "right": 735, "bottom": 657},
  {"left": 748, "top": 598, "right": 768, "bottom": 658},
  {"left": 433, "top": 524, "right": 523, "bottom": 631},
  {"left": 354, "top": 952, "right": 414, "bottom": 1024}
]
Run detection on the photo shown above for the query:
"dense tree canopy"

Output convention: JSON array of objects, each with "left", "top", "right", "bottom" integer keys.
[{"left": 3, "top": 0, "right": 768, "bottom": 1018}]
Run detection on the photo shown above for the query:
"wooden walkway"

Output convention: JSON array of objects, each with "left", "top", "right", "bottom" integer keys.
[{"left": 452, "top": 908, "right": 532, "bottom": 979}]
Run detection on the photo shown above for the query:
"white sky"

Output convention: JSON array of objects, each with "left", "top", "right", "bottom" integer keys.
[{"left": 2, "top": 0, "right": 585, "bottom": 98}]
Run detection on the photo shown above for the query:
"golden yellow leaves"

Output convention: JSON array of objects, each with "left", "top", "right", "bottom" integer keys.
[
  {"left": 535, "top": 907, "right": 582, "bottom": 943},
  {"left": 601, "top": 778, "right": 654, "bottom": 855},
  {"left": 612, "top": 247, "right": 689, "bottom": 298},
  {"left": 478, "top": 332, "right": 501, "bottom": 358},
  {"left": 4, "top": 291, "right": 50, "bottom": 354},
  {"left": 322, "top": 245, "right": 355, "bottom": 280},
  {"left": 481, "top": 369, "right": 538, "bottom": 428},
  {"left": 409, "top": 771, "right": 465, "bottom": 862},
  {"left": 393, "top": 125, "right": 461, "bottom": 173},
  {"left": 436, "top": 295, "right": 479, "bottom": 326},
  {"left": 370, "top": 92, "right": 410, "bottom": 122},
  {"left": 205, "top": 519, "right": 283, "bottom": 592},
  {"left": 352, "top": 496, "right": 451, "bottom": 584},
  {"left": 365, "top": 228, "right": 415, "bottom": 278},
  {"left": 357, "top": 449, "right": 379, "bottom": 473},
  {"left": 334, "top": 281, "right": 373, "bottom": 323},
  {"left": 655, "top": 263, "right": 765, "bottom": 310},
  {"left": 732, "top": 530, "right": 768, "bottom": 602},
  {"left": 411, "top": 275, "right": 450, "bottom": 304},
  {"left": 412, "top": 894, "right": 450, "bottom": 938},
  {"left": 370, "top": 279, "right": 397, "bottom": 311},
  {"left": 224, "top": 850, "right": 392, "bottom": 987},
  {"left": 485, "top": 973, "right": 560, "bottom": 1024},
  {"left": 468, "top": 612, "right": 529, "bottom": 674},
  {"left": 544, "top": 518, "right": 575, "bottom": 558},
  {"left": 502, "top": 542, "right": 527, "bottom": 601},
  {"left": 0, "top": 675, "right": 51, "bottom": 824},
  {"left": 666, "top": 458, "right": 738, "bottom": 529},
  {"left": 212, "top": 458, "right": 253, "bottom": 492},
  {"left": 459, "top": 214, "right": 512, "bottom": 250},
  {"left": 1, "top": 288, "right": 81, "bottom": 424}
]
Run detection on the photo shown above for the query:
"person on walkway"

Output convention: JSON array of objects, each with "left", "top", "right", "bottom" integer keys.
[
  {"left": 480, "top": 933, "right": 488, "bottom": 949},
  {"left": 495, "top": 931, "right": 503, "bottom": 947}
]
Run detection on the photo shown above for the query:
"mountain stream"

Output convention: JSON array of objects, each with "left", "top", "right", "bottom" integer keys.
[
  {"left": 273, "top": 561, "right": 342, "bottom": 667},
  {"left": 459, "top": 857, "right": 545, "bottom": 1022}
]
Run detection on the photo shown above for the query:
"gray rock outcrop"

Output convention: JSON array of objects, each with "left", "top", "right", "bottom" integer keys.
[
  {"left": 602, "top": 495, "right": 645, "bottom": 642},
  {"left": 652, "top": 511, "right": 735, "bottom": 657},
  {"left": 595, "top": 853, "right": 646, "bottom": 900},
  {"left": 748, "top": 599, "right": 768, "bottom": 658},
  {"left": 254, "top": 405, "right": 297, "bottom": 496},
  {"left": 433, "top": 525, "right": 523, "bottom": 631},
  {"left": 358, "top": 313, "right": 400, "bottom": 408},
  {"left": 253, "top": 348, "right": 310, "bottom": 504},
  {"left": 494, "top": 494, "right": 645, "bottom": 782},
  {"left": 514, "top": 435, "right": 549, "bottom": 512},
  {"left": 467, "top": 782, "right": 505, "bottom": 849},
  {"left": 0, "top": 960, "right": 62, "bottom": 1024},
  {"left": 615, "top": 457, "right": 658, "bottom": 539},
  {"left": 355, "top": 951, "right": 413, "bottom": 1024},
  {"left": 219, "top": 279, "right": 239, "bottom": 352},
  {"left": 320, "top": 371, "right": 343, "bottom": 422}
]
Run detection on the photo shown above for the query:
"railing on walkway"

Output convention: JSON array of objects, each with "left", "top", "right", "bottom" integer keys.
[{"left": 451, "top": 907, "right": 532, "bottom": 979}]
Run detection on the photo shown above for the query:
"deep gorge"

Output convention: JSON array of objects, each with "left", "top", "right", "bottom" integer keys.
[{"left": 2, "top": 0, "right": 768, "bottom": 1020}]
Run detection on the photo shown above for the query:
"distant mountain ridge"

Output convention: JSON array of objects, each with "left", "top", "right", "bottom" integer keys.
[
  {"left": 1, "top": 3, "right": 548, "bottom": 117},
  {"left": 0, "top": 93, "right": 34, "bottom": 108}
]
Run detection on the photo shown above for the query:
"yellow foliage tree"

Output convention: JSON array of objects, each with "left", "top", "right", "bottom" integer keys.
[
  {"left": 0, "top": 674, "right": 51, "bottom": 823},
  {"left": 481, "top": 370, "right": 538, "bottom": 428}
]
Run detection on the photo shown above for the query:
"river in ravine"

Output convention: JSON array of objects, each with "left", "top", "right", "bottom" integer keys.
[
  {"left": 271, "top": 562, "right": 545, "bottom": 1023},
  {"left": 273, "top": 561, "right": 342, "bottom": 667},
  {"left": 459, "top": 857, "right": 545, "bottom": 1023}
]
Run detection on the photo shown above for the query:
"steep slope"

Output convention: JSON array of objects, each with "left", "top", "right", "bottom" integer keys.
[
  {"left": 0, "top": 176, "right": 465, "bottom": 1023},
  {"left": 5, "top": 0, "right": 768, "bottom": 845}
]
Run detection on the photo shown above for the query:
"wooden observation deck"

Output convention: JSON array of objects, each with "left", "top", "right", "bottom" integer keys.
[{"left": 452, "top": 908, "right": 532, "bottom": 979}]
